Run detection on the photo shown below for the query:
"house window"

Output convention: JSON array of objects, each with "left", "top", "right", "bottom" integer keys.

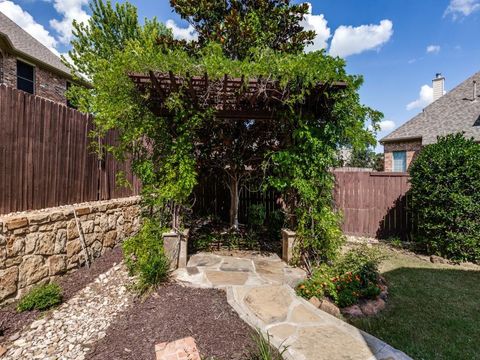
[
  {"left": 393, "top": 151, "right": 407, "bottom": 172},
  {"left": 17, "top": 60, "right": 35, "bottom": 94}
]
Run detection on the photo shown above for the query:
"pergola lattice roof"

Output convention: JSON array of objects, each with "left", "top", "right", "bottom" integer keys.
[{"left": 129, "top": 71, "right": 347, "bottom": 119}]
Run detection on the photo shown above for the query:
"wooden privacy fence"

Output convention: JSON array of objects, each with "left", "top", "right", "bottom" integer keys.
[
  {"left": 194, "top": 170, "right": 413, "bottom": 239},
  {"left": 333, "top": 169, "right": 412, "bottom": 239},
  {"left": 0, "top": 85, "right": 140, "bottom": 215}
]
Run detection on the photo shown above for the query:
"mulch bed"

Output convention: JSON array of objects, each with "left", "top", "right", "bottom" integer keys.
[
  {"left": 0, "top": 246, "right": 123, "bottom": 341},
  {"left": 86, "top": 284, "right": 256, "bottom": 360}
]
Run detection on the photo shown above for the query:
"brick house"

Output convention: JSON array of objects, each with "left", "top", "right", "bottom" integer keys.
[
  {"left": 381, "top": 71, "right": 480, "bottom": 172},
  {"left": 0, "top": 11, "right": 74, "bottom": 105}
]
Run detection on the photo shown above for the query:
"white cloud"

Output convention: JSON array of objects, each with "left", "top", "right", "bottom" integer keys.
[
  {"left": 0, "top": 0, "right": 58, "bottom": 54},
  {"left": 426, "top": 45, "right": 441, "bottom": 54},
  {"left": 379, "top": 120, "right": 396, "bottom": 132},
  {"left": 406, "top": 84, "right": 433, "bottom": 110},
  {"left": 165, "top": 19, "right": 197, "bottom": 42},
  {"left": 49, "top": 0, "right": 90, "bottom": 45},
  {"left": 301, "top": 3, "right": 330, "bottom": 52},
  {"left": 329, "top": 20, "right": 393, "bottom": 58},
  {"left": 444, "top": 0, "right": 480, "bottom": 19}
]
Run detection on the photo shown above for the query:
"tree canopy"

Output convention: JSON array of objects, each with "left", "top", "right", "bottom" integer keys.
[
  {"left": 67, "top": 0, "right": 381, "bottom": 265},
  {"left": 170, "top": 0, "right": 315, "bottom": 59}
]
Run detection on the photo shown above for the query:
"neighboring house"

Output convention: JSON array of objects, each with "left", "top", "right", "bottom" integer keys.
[
  {"left": 381, "top": 71, "right": 480, "bottom": 172},
  {"left": 0, "top": 11, "right": 73, "bottom": 105}
]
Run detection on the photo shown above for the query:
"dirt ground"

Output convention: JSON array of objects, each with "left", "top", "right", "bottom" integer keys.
[{"left": 86, "top": 283, "right": 256, "bottom": 360}]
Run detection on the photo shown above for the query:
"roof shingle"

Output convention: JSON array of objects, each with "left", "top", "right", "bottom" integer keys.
[
  {"left": 0, "top": 11, "right": 70, "bottom": 77},
  {"left": 381, "top": 71, "right": 480, "bottom": 145}
]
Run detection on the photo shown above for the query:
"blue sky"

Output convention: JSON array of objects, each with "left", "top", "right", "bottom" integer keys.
[{"left": 1, "top": 0, "right": 479, "bottom": 151}]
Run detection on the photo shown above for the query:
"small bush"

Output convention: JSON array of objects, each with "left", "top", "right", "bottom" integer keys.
[
  {"left": 296, "top": 245, "right": 385, "bottom": 307},
  {"left": 123, "top": 218, "right": 170, "bottom": 293},
  {"left": 409, "top": 133, "right": 480, "bottom": 262},
  {"left": 247, "top": 329, "right": 286, "bottom": 360},
  {"left": 17, "top": 283, "right": 62, "bottom": 312},
  {"left": 248, "top": 204, "right": 267, "bottom": 228}
]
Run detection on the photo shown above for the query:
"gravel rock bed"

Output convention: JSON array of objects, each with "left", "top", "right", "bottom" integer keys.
[
  {"left": 87, "top": 284, "right": 256, "bottom": 360},
  {"left": 1, "top": 263, "right": 133, "bottom": 360},
  {"left": 0, "top": 246, "right": 123, "bottom": 341}
]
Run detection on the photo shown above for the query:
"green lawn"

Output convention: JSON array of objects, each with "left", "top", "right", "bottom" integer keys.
[{"left": 350, "top": 246, "right": 480, "bottom": 360}]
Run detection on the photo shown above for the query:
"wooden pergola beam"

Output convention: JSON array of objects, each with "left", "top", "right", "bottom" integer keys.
[{"left": 128, "top": 72, "right": 347, "bottom": 119}]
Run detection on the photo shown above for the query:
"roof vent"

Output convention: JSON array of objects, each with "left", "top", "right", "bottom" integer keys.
[
  {"left": 474, "top": 80, "right": 477, "bottom": 102},
  {"left": 432, "top": 73, "right": 445, "bottom": 102}
]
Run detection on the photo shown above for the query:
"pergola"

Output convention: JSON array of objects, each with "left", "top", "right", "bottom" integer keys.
[{"left": 129, "top": 71, "right": 347, "bottom": 119}]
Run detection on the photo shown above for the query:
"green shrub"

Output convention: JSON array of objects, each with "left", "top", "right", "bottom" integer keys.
[
  {"left": 17, "top": 283, "right": 62, "bottom": 312},
  {"left": 248, "top": 204, "right": 267, "bottom": 228},
  {"left": 409, "top": 133, "right": 480, "bottom": 262},
  {"left": 296, "top": 245, "right": 385, "bottom": 307},
  {"left": 123, "top": 218, "right": 170, "bottom": 293}
]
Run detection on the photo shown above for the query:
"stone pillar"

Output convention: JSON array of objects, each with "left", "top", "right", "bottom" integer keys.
[
  {"left": 281, "top": 229, "right": 296, "bottom": 264},
  {"left": 163, "top": 229, "right": 189, "bottom": 270}
]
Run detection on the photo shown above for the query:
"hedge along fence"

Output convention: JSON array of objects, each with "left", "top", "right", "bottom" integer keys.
[{"left": 0, "top": 85, "right": 140, "bottom": 215}]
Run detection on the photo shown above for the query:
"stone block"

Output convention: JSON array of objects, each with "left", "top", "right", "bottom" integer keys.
[
  {"left": 66, "top": 239, "right": 82, "bottom": 258},
  {"left": 66, "top": 220, "right": 79, "bottom": 240},
  {"left": 50, "top": 212, "right": 65, "bottom": 222},
  {"left": 29, "top": 214, "right": 50, "bottom": 225},
  {"left": 54, "top": 229, "right": 67, "bottom": 253},
  {"left": 75, "top": 207, "right": 91, "bottom": 216},
  {"left": 0, "top": 247, "right": 6, "bottom": 268},
  {"left": 281, "top": 229, "right": 296, "bottom": 264},
  {"left": 48, "top": 255, "right": 67, "bottom": 276},
  {"left": 18, "top": 256, "right": 48, "bottom": 288},
  {"left": 163, "top": 232, "right": 180, "bottom": 270},
  {"left": 82, "top": 220, "right": 95, "bottom": 234},
  {"left": 0, "top": 266, "right": 18, "bottom": 300},
  {"left": 6, "top": 236, "right": 24, "bottom": 258},
  {"left": 38, "top": 224, "right": 55, "bottom": 232},
  {"left": 90, "top": 240, "right": 103, "bottom": 258},
  {"left": 179, "top": 229, "right": 189, "bottom": 269},
  {"left": 25, "top": 233, "right": 39, "bottom": 254},
  {"left": 5, "top": 218, "right": 28, "bottom": 231},
  {"left": 36, "top": 232, "right": 55, "bottom": 255},
  {"left": 103, "top": 230, "right": 117, "bottom": 248}
]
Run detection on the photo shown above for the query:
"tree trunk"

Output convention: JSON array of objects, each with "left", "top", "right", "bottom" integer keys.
[{"left": 229, "top": 176, "right": 240, "bottom": 230}]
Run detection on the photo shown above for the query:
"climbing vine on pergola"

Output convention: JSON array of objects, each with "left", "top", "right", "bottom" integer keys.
[
  {"left": 70, "top": 36, "right": 381, "bottom": 265},
  {"left": 128, "top": 71, "right": 346, "bottom": 230}
]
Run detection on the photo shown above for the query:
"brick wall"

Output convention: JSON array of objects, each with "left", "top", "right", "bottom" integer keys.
[
  {"left": 36, "top": 66, "right": 67, "bottom": 105},
  {"left": 0, "top": 49, "right": 68, "bottom": 105},
  {"left": 0, "top": 197, "right": 141, "bottom": 305},
  {"left": 1, "top": 51, "right": 17, "bottom": 88},
  {"left": 383, "top": 139, "right": 422, "bottom": 172}
]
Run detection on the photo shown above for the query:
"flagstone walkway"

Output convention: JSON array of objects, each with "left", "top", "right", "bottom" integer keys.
[{"left": 174, "top": 252, "right": 412, "bottom": 360}]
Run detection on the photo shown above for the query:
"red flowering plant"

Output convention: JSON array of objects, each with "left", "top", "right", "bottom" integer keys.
[{"left": 296, "top": 245, "right": 386, "bottom": 307}]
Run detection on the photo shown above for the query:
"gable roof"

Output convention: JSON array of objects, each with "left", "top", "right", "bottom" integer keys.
[
  {"left": 381, "top": 71, "right": 480, "bottom": 145},
  {"left": 0, "top": 11, "right": 70, "bottom": 78}
]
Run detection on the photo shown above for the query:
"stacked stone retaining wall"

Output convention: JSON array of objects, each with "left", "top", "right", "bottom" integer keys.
[{"left": 0, "top": 196, "right": 141, "bottom": 305}]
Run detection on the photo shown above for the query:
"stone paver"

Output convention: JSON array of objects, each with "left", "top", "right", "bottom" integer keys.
[
  {"left": 173, "top": 252, "right": 306, "bottom": 288},
  {"left": 1, "top": 264, "right": 133, "bottom": 360},
  {"left": 175, "top": 252, "right": 412, "bottom": 360},
  {"left": 155, "top": 337, "right": 201, "bottom": 360}
]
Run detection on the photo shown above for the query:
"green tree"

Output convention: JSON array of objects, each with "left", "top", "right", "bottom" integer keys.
[
  {"left": 409, "top": 133, "right": 480, "bottom": 262},
  {"left": 170, "top": 0, "right": 315, "bottom": 59},
  {"left": 67, "top": 1, "right": 381, "bottom": 265},
  {"left": 346, "top": 148, "right": 384, "bottom": 171}
]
